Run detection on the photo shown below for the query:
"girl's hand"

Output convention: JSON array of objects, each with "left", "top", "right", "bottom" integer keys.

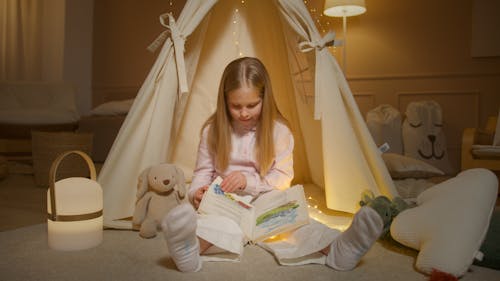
[
  {"left": 221, "top": 171, "right": 247, "bottom": 193},
  {"left": 193, "top": 185, "right": 208, "bottom": 209}
]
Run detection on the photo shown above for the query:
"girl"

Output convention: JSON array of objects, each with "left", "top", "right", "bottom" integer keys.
[{"left": 161, "top": 57, "right": 384, "bottom": 272}]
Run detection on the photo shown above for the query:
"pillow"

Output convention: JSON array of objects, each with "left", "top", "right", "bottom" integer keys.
[
  {"left": 382, "top": 153, "right": 444, "bottom": 179},
  {"left": 366, "top": 104, "right": 404, "bottom": 154},
  {"left": 91, "top": 99, "right": 134, "bottom": 116},
  {"left": 390, "top": 168, "right": 498, "bottom": 277},
  {"left": 402, "top": 100, "right": 453, "bottom": 174},
  {"left": 393, "top": 178, "right": 435, "bottom": 200},
  {"left": 471, "top": 145, "right": 500, "bottom": 159}
]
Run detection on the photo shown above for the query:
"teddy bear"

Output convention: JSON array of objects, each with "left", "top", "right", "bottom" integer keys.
[{"left": 132, "top": 163, "right": 188, "bottom": 238}]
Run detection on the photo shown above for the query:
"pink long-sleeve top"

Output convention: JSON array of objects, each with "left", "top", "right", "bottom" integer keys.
[{"left": 188, "top": 120, "right": 294, "bottom": 202}]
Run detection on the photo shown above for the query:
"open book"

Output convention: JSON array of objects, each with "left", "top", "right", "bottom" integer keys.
[{"left": 198, "top": 176, "right": 310, "bottom": 243}]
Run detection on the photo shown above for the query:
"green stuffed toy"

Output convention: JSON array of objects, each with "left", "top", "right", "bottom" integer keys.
[{"left": 359, "top": 191, "right": 409, "bottom": 239}]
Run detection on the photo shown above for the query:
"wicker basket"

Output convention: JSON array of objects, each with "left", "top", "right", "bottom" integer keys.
[{"left": 31, "top": 131, "right": 93, "bottom": 187}]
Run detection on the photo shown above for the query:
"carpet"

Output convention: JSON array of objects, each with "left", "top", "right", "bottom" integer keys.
[{"left": 1, "top": 224, "right": 499, "bottom": 281}]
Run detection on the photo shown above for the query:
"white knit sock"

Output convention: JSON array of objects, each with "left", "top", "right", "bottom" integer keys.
[
  {"left": 326, "top": 206, "right": 383, "bottom": 271},
  {"left": 161, "top": 204, "right": 201, "bottom": 272}
]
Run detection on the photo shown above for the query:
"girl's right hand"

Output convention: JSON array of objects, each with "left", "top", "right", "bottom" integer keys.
[{"left": 193, "top": 185, "right": 209, "bottom": 209}]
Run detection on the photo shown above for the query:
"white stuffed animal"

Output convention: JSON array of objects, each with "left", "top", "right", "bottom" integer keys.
[
  {"left": 402, "top": 100, "right": 453, "bottom": 174},
  {"left": 132, "top": 163, "right": 188, "bottom": 238}
]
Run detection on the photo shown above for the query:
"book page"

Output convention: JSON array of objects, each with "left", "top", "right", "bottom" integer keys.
[
  {"left": 198, "top": 179, "right": 310, "bottom": 242},
  {"left": 251, "top": 185, "right": 310, "bottom": 242},
  {"left": 198, "top": 177, "right": 253, "bottom": 228}
]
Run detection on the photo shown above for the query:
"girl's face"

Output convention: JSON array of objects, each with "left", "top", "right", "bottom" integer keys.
[{"left": 227, "top": 85, "right": 262, "bottom": 130}]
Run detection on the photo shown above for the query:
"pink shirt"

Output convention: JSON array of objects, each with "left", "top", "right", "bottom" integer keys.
[{"left": 188, "top": 121, "right": 294, "bottom": 201}]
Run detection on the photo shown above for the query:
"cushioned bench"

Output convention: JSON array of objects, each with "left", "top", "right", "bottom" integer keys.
[
  {"left": 0, "top": 81, "right": 80, "bottom": 159},
  {"left": 462, "top": 115, "right": 500, "bottom": 172}
]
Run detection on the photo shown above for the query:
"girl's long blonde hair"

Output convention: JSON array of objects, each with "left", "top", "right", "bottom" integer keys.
[{"left": 202, "top": 57, "right": 287, "bottom": 177}]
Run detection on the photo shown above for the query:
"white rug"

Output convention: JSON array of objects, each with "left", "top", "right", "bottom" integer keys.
[{"left": 1, "top": 224, "right": 499, "bottom": 281}]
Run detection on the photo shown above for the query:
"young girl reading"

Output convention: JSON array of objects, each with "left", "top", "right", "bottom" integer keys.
[{"left": 161, "top": 57, "right": 384, "bottom": 272}]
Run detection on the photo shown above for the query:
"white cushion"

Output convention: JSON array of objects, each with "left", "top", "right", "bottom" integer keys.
[
  {"left": 0, "top": 82, "right": 80, "bottom": 124},
  {"left": 382, "top": 153, "right": 444, "bottom": 179},
  {"left": 471, "top": 145, "right": 500, "bottom": 158},
  {"left": 366, "top": 104, "right": 403, "bottom": 154},
  {"left": 390, "top": 168, "right": 498, "bottom": 277},
  {"left": 91, "top": 99, "right": 134, "bottom": 116}
]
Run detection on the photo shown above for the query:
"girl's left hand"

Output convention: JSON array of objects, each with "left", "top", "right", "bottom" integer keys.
[{"left": 221, "top": 171, "right": 246, "bottom": 193}]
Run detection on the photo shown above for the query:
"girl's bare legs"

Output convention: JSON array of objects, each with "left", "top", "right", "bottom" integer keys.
[{"left": 199, "top": 238, "right": 212, "bottom": 254}]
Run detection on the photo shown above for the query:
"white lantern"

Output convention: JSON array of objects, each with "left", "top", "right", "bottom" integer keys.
[{"left": 47, "top": 150, "right": 103, "bottom": 251}]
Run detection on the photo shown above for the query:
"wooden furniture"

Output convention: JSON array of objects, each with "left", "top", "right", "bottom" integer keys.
[{"left": 461, "top": 116, "right": 500, "bottom": 172}]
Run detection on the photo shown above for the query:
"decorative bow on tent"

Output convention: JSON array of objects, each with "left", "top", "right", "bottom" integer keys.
[
  {"left": 298, "top": 31, "right": 342, "bottom": 52},
  {"left": 147, "top": 13, "right": 189, "bottom": 95},
  {"left": 297, "top": 31, "right": 343, "bottom": 120}
]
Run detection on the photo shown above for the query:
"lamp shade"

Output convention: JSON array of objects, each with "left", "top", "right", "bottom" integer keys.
[
  {"left": 47, "top": 150, "right": 103, "bottom": 251},
  {"left": 324, "top": 0, "right": 366, "bottom": 17}
]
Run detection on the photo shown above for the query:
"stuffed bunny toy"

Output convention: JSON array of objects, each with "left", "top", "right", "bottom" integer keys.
[{"left": 132, "top": 163, "right": 188, "bottom": 238}]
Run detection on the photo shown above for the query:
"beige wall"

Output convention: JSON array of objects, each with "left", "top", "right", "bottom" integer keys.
[
  {"left": 92, "top": 0, "right": 184, "bottom": 105},
  {"left": 41, "top": 0, "right": 65, "bottom": 81},
  {"left": 341, "top": 0, "right": 500, "bottom": 172},
  {"left": 92, "top": 0, "right": 500, "bottom": 172},
  {"left": 39, "top": 0, "right": 93, "bottom": 114},
  {"left": 64, "top": 0, "right": 94, "bottom": 114}
]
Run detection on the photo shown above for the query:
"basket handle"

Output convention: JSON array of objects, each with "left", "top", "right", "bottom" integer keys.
[{"left": 48, "top": 150, "right": 97, "bottom": 221}]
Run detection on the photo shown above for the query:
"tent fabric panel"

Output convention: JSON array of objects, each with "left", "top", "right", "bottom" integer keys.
[{"left": 98, "top": 0, "right": 217, "bottom": 228}]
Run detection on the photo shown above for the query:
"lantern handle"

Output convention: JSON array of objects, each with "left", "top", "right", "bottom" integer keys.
[{"left": 48, "top": 150, "right": 97, "bottom": 221}]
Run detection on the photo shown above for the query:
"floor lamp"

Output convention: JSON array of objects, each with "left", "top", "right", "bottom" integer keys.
[{"left": 323, "top": 0, "right": 366, "bottom": 72}]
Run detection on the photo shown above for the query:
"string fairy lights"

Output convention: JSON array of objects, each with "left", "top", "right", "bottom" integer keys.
[
  {"left": 232, "top": 2, "right": 244, "bottom": 57},
  {"left": 228, "top": 0, "right": 338, "bottom": 57},
  {"left": 302, "top": 0, "right": 340, "bottom": 56},
  {"left": 307, "top": 195, "right": 352, "bottom": 231}
]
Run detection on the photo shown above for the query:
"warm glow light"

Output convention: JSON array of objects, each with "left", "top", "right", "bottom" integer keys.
[
  {"left": 232, "top": 7, "right": 244, "bottom": 57},
  {"left": 47, "top": 177, "right": 103, "bottom": 251},
  {"left": 323, "top": 0, "right": 366, "bottom": 17},
  {"left": 306, "top": 195, "right": 352, "bottom": 231},
  {"left": 47, "top": 218, "right": 103, "bottom": 250},
  {"left": 47, "top": 151, "right": 103, "bottom": 251},
  {"left": 307, "top": 206, "right": 352, "bottom": 231}
]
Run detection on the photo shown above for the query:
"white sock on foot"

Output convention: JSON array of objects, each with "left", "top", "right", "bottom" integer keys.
[
  {"left": 326, "top": 206, "right": 383, "bottom": 271},
  {"left": 161, "top": 204, "right": 201, "bottom": 272}
]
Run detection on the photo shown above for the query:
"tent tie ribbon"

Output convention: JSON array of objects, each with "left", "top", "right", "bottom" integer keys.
[
  {"left": 147, "top": 13, "right": 189, "bottom": 95},
  {"left": 298, "top": 31, "right": 341, "bottom": 52}
]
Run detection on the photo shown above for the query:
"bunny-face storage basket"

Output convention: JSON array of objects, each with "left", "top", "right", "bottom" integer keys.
[{"left": 47, "top": 150, "right": 103, "bottom": 251}]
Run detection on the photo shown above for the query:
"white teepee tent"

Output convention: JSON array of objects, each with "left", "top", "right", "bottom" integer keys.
[{"left": 98, "top": 0, "right": 398, "bottom": 229}]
